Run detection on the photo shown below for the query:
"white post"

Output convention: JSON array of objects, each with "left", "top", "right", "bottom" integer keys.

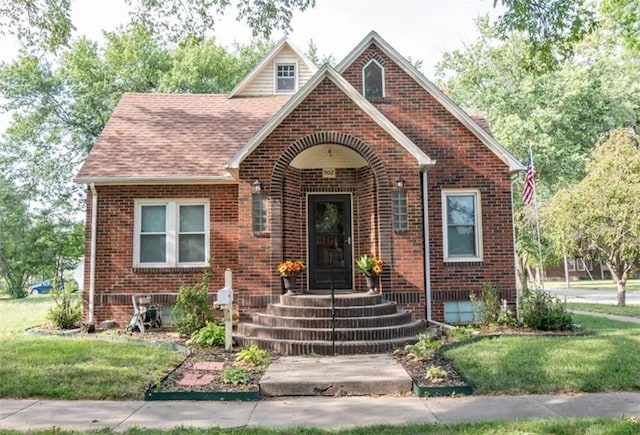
[{"left": 224, "top": 268, "right": 233, "bottom": 351}]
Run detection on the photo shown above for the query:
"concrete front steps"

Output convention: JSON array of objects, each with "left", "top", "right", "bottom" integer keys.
[
  {"left": 235, "top": 292, "right": 425, "bottom": 355},
  {"left": 259, "top": 354, "right": 413, "bottom": 397}
]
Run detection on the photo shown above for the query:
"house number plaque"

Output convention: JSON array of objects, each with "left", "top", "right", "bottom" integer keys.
[{"left": 322, "top": 168, "right": 336, "bottom": 178}]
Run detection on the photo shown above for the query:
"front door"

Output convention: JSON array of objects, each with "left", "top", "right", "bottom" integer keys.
[{"left": 308, "top": 194, "right": 353, "bottom": 290}]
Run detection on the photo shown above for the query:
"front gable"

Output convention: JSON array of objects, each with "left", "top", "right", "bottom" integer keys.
[
  {"left": 226, "top": 66, "right": 433, "bottom": 177},
  {"left": 229, "top": 37, "right": 317, "bottom": 97},
  {"left": 337, "top": 32, "right": 523, "bottom": 173}
]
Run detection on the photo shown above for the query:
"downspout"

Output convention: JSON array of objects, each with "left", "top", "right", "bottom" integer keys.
[
  {"left": 422, "top": 170, "right": 432, "bottom": 322},
  {"left": 510, "top": 174, "right": 520, "bottom": 321},
  {"left": 423, "top": 170, "right": 454, "bottom": 330},
  {"left": 88, "top": 183, "right": 98, "bottom": 326}
]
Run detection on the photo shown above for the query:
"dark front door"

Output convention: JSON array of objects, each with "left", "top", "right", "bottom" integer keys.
[{"left": 308, "top": 194, "right": 353, "bottom": 290}]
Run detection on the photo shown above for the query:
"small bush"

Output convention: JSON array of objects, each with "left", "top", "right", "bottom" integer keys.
[
  {"left": 405, "top": 333, "right": 443, "bottom": 360},
  {"left": 173, "top": 269, "right": 214, "bottom": 337},
  {"left": 497, "top": 303, "right": 517, "bottom": 327},
  {"left": 425, "top": 365, "right": 448, "bottom": 381},
  {"left": 222, "top": 366, "right": 250, "bottom": 385},
  {"left": 48, "top": 281, "right": 81, "bottom": 329},
  {"left": 236, "top": 344, "right": 270, "bottom": 368},
  {"left": 470, "top": 283, "right": 499, "bottom": 326},
  {"left": 520, "top": 290, "right": 573, "bottom": 331},
  {"left": 189, "top": 322, "right": 225, "bottom": 347}
]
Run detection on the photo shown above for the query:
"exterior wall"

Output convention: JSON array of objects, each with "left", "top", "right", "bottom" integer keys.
[
  {"left": 341, "top": 44, "right": 517, "bottom": 321},
  {"left": 84, "top": 184, "right": 238, "bottom": 326},
  {"left": 240, "top": 46, "right": 315, "bottom": 96},
  {"left": 238, "top": 77, "right": 426, "bottom": 317}
]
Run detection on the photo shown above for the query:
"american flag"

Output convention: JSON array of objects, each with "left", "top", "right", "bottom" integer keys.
[{"left": 523, "top": 152, "right": 537, "bottom": 205}]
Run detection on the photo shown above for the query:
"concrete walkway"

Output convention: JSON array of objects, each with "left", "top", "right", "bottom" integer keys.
[{"left": 2, "top": 393, "right": 640, "bottom": 431}]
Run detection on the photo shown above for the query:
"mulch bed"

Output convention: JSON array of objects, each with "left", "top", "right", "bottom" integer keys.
[{"left": 394, "top": 349, "right": 469, "bottom": 388}]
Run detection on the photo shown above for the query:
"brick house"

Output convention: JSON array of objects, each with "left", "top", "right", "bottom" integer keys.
[{"left": 76, "top": 32, "right": 522, "bottom": 334}]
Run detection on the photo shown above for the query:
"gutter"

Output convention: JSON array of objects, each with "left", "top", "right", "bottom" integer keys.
[{"left": 88, "top": 183, "right": 97, "bottom": 326}]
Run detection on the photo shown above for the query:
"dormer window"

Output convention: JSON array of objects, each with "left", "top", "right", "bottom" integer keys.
[
  {"left": 275, "top": 63, "right": 296, "bottom": 93},
  {"left": 363, "top": 59, "right": 384, "bottom": 99}
]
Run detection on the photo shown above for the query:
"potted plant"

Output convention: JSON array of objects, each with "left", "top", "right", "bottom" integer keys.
[
  {"left": 355, "top": 254, "right": 383, "bottom": 294},
  {"left": 276, "top": 260, "right": 305, "bottom": 295}
]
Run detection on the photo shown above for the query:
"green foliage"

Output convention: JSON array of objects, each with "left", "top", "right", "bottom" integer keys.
[
  {"left": 425, "top": 365, "right": 448, "bottom": 381},
  {"left": 173, "top": 270, "right": 214, "bottom": 337},
  {"left": 470, "top": 283, "right": 500, "bottom": 326},
  {"left": 447, "top": 326, "right": 476, "bottom": 342},
  {"left": 520, "top": 290, "right": 574, "bottom": 331},
  {"left": 405, "top": 333, "right": 443, "bottom": 360},
  {"left": 543, "top": 129, "right": 640, "bottom": 305},
  {"left": 189, "top": 321, "right": 225, "bottom": 347},
  {"left": 497, "top": 303, "right": 518, "bottom": 328},
  {"left": 236, "top": 344, "right": 270, "bottom": 368},
  {"left": 47, "top": 280, "right": 81, "bottom": 329},
  {"left": 221, "top": 365, "right": 250, "bottom": 385}
]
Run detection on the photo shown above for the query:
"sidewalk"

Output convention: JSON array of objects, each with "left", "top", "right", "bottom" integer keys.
[{"left": 2, "top": 393, "right": 640, "bottom": 431}]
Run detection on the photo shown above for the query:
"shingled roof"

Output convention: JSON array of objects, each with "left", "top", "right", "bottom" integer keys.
[{"left": 75, "top": 93, "right": 289, "bottom": 184}]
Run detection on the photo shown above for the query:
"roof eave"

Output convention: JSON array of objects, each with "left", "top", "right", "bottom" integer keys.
[{"left": 74, "top": 175, "right": 237, "bottom": 186}]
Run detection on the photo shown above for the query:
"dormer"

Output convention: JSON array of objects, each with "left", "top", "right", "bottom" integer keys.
[{"left": 229, "top": 38, "right": 317, "bottom": 97}]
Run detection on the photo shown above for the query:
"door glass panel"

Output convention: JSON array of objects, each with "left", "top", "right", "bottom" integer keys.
[{"left": 315, "top": 201, "right": 345, "bottom": 269}]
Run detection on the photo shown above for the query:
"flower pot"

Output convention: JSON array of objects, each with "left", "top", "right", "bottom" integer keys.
[
  {"left": 364, "top": 274, "right": 379, "bottom": 295},
  {"left": 281, "top": 275, "right": 297, "bottom": 295}
]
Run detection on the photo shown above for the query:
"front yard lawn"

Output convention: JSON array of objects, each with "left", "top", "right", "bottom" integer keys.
[
  {"left": 0, "top": 296, "right": 183, "bottom": 400},
  {"left": 567, "top": 303, "right": 640, "bottom": 318},
  {"left": 444, "top": 314, "right": 640, "bottom": 394}
]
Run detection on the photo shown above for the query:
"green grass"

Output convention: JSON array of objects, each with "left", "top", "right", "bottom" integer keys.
[
  {"left": 545, "top": 279, "right": 640, "bottom": 291},
  {"left": 567, "top": 302, "right": 640, "bottom": 318},
  {"left": 0, "top": 296, "right": 183, "bottom": 399},
  {"left": 444, "top": 314, "right": 640, "bottom": 394},
  {"left": 1, "top": 417, "right": 639, "bottom": 434}
]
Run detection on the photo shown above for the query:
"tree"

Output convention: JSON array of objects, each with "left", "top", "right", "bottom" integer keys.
[
  {"left": 0, "top": 26, "right": 271, "bottom": 215},
  {"left": 543, "top": 129, "right": 640, "bottom": 306},
  {"left": 0, "top": 0, "right": 314, "bottom": 52}
]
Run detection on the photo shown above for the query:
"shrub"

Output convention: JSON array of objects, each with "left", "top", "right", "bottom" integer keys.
[
  {"left": 470, "top": 283, "right": 499, "bottom": 326},
  {"left": 425, "top": 365, "right": 448, "bottom": 381},
  {"left": 48, "top": 280, "right": 82, "bottom": 329},
  {"left": 222, "top": 366, "right": 250, "bottom": 385},
  {"left": 236, "top": 344, "right": 270, "bottom": 368},
  {"left": 405, "top": 333, "right": 443, "bottom": 360},
  {"left": 446, "top": 326, "right": 476, "bottom": 342},
  {"left": 189, "top": 321, "right": 225, "bottom": 347},
  {"left": 173, "top": 269, "right": 214, "bottom": 336},
  {"left": 520, "top": 290, "right": 574, "bottom": 331}
]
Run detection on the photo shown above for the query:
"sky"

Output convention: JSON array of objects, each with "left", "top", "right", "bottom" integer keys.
[{"left": 0, "top": 0, "right": 503, "bottom": 133}]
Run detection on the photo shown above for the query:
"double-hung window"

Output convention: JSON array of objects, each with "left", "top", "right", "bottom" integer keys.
[
  {"left": 275, "top": 63, "right": 296, "bottom": 92},
  {"left": 134, "top": 200, "right": 209, "bottom": 267},
  {"left": 442, "top": 189, "right": 483, "bottom": 261}
]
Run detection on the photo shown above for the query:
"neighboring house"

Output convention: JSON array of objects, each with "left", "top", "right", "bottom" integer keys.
[{"left": 76, "top": 31, "right": 522, "bottom": 330}]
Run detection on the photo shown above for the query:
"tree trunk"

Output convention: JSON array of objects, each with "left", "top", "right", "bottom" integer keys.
[{"left": 616, "top": 280, "right": 626, "bottom": 307}]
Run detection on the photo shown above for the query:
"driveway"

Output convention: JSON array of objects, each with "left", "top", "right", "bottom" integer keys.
[{"left": 546, "top": 288, "right": 640, "bottom": 304}]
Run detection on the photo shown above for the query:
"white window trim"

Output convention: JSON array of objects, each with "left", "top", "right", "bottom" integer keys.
[
  {"left": 441, "top": 189, "right": 483, "bottom": 262},
  {"left": 274, "top": 62, "right": 297, "bottom": 94},
  {"left": 362, "top": 58, "right": 385, "bottom": 98},
  {"left": 133, "top": 199, "right": 210, "bottom": 268}
]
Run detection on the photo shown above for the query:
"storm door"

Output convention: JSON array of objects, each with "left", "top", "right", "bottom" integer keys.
[{"left": 308, "top": 194, "right": 353, "bottom": 290}]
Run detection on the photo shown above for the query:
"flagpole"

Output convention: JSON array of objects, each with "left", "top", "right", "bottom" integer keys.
[{"left": 528, "top": 144, "right": 545, "bottom": 290}]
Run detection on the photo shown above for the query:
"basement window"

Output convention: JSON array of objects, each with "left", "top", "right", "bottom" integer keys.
[{"left": 444, "top": 301, "right": 474, "bottom": 324}]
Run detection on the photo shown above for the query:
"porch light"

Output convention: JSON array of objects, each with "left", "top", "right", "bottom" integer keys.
[
  {"left": 252, "top": 179, "right": 262, "bottom": 193},
  {"left": 395, "top": 176, "right": 405, "bottom": 190}
]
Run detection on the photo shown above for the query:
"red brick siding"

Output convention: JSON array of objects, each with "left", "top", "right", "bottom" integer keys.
[
  {"left": 84, "top": 184, "right": 238, "bottom": 325},
  {"left": 342, "top": 44, "right": 517, "bottom": 320},
  {"left": 239, "top": 77, "right": 426, "bottom": 316}
]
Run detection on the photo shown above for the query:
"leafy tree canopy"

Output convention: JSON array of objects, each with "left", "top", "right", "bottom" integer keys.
[
  {"left": 0, "top": 0, "right": 314, "bottom": 52},
  {"left": 543, "top": 129, "right": 640, "bottom": 305}
]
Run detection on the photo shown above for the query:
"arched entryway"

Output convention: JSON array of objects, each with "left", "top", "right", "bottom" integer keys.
[{"left": 269, "top": 131, "right": 392, "bottom": 295}]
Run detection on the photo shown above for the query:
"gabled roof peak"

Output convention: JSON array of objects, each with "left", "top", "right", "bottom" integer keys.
[
  {"left": 337, "top": 31, "right": 524, "bottom": 172},
  {"left": 229, "top": 36, "right": 317, "bottom": 98}
]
